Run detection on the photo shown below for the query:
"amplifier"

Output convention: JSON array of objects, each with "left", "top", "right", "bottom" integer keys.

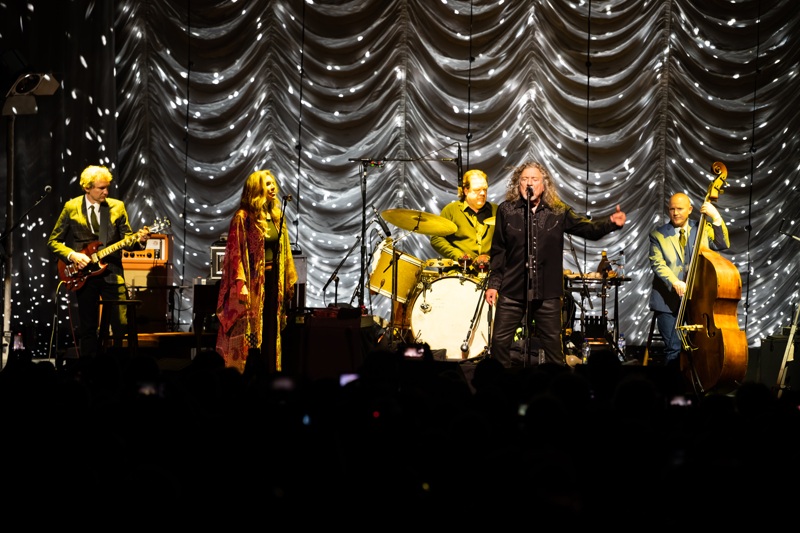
[
  {"left": 210, "top": 246, "right": 225, "bottom": 279},
  {"left": 122, "top": 233, "right": 171, "bottom": 266}
]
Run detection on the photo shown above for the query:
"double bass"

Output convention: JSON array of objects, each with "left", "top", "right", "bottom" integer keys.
[{"left": 675, "top": 161, "right": 748, "bottom": 393}]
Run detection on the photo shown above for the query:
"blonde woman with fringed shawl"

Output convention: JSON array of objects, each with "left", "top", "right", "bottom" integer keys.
[{"left": 216, "top": 170, "right": 297, "bottom": 376}]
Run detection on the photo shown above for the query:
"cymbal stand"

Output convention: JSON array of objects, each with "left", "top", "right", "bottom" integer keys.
[
  {"left": 383, "top": 238, "right": 411, "bottom": 351},
  {"left": 388, "top": 247, "right": 402, "bottom": 349}
]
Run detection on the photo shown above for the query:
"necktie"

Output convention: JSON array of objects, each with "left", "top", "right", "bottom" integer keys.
[
  {"left": 90, "top": 205, "right": 99, "bottom": 234},
  {"left": 679, "top": 228, "right": 688, "bottom": 260}
]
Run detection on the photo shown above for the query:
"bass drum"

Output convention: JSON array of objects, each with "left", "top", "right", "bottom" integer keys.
[{"left": 409, "top": 275, "right": 490, "bottom": 360}]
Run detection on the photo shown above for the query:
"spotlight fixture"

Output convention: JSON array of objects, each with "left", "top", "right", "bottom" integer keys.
[{"left": 1, "top": 49, "right": 59, "bottom": 116}]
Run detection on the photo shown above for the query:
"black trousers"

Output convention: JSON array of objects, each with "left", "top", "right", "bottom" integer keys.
[
  {"left": 489, "top": 295, "right": 564, "bottom": 367},
  {"left": 244, "top": 264, "right": 279, "bottom": 378},
  {"left": 75, "top": 273, "right": 128, "bottom": 359}
]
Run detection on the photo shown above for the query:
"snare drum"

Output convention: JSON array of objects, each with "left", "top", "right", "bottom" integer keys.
[
  {"left": 408, "top": 275, "right": 490, "bottom": 360},
  {"left": 368, "top": 239, "right": 422, "bottom": 304}
]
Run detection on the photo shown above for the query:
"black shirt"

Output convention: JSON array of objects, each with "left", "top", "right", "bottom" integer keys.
[{"left": 488, "top": 197, "right": 620, "bottom": 300}]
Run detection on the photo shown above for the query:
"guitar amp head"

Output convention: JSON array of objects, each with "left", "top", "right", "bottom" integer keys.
[{"left": 122, "top": 233, "right": 171, "bottom": 267}]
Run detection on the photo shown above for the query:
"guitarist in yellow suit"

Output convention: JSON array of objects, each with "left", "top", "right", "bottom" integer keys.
[{"left": 48, "top": 165, "right": 151, "bottom": 361}]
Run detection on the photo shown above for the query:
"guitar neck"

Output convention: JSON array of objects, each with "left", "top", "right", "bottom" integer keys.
[
  {"left": 96, "top": 234, "right": 138, "bottom": 261},
  {"left": 92, "top": 220, "right": 168, "bottom": 262}
]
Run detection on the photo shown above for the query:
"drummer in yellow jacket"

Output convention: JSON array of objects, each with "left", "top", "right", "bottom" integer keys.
[{"left": 430, "top": 169, "right": 498, "bottom": 276}]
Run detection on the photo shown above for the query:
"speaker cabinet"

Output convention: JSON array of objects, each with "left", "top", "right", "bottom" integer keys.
[
  {"left": 124, "top": 264, "right": 175, "bottom": 333},
  {"left": 749, "top": 335, "right": 800, "bottom": 389},
  {"left": 283, "top": 308, "right": 366, "bottom": 381}
]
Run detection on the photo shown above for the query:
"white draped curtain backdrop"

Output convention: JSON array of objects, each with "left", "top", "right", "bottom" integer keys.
[{"left": 2, "top": 0, "right": 799, "bottom": 357}]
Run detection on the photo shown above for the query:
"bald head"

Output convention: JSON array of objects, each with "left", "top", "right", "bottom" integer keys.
[{"left": 668, "top": 193, "right": 693, "bottom": 227}]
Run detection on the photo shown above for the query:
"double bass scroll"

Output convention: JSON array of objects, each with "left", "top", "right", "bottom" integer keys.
[{"left": 675, "top": 161, "right": 748, "bottom": 393}]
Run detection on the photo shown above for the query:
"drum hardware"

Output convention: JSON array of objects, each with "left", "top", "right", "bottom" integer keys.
[
  {"left": 417, "top": 278, "right": 432, "bottom": 312},
  {"left": 424, "top": 258, "right": 455, "bottom": 269},
  {"left": 566, "top": 234, "right": 595, "bottom": 361},
  {"left": 459, "top": 276, "right": 492, "bottom": 363},
  {"left": 564, "top": 271, "right": 632, "bottom": 362}
]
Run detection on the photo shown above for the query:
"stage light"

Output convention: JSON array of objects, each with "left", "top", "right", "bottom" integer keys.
[{"left": 1, "top": 49, "right": 59, "bottom": 116}]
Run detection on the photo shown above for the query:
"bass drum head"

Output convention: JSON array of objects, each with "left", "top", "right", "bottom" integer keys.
[{"left": 409, "top": 275, "right": 490, "bottom": 360}]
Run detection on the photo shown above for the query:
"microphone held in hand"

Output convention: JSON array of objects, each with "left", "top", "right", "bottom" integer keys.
[{"left": 371, "top": 205, "right": 392, "bottom": 237}]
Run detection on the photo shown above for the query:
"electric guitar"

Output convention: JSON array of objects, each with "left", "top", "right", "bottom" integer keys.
[{"left": 58, "top": 218, "right": 171, "bottom": 292}]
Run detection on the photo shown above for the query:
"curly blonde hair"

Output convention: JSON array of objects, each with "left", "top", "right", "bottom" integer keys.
[{"left": 240, "top": 169, "right": 282, "bottom": 234}]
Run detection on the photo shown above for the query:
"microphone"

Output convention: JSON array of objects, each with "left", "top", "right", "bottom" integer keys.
[
  {"left": 283, "top": 195, "right": 293, "bottom": 202},
  {"left": 44, "top": 185, "right": 52, "bottom": 193},
  {"left": 371, "top": 205, "right": 391, "bottom": 237},
  {"left": 526, "top": 185, "right": 534, "bottom": 201},
  {"left": 457, "top": 142, "right": 463, "bottom": 180}
]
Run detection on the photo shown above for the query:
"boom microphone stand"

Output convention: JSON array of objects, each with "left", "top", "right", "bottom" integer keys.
[{"left": 324, "top": 236, "right": 361, "bottom": 307}]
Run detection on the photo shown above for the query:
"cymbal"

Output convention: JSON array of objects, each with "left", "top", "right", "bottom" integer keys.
[
  {"left": 484, "top": 217, "right": 496, "bottom": 226},
  {"left": 381, "top": 208, "right": 457, "bottom": 236}
]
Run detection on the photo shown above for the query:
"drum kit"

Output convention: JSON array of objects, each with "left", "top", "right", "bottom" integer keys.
[{"left": 368, "top": 208, "right": 492, "bottom": 360}]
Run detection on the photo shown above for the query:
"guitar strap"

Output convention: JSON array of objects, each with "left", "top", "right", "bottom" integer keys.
[{"left": 99, "top": 203, "right": 108, "bottom": 244}]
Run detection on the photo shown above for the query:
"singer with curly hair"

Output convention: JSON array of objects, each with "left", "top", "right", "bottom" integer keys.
[{"left": 485, "top": 160, "right": 626, "bottom": 368}]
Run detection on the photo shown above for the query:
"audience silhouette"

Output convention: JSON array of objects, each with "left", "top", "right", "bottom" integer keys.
[{"left": 2, "top": 344, "right": 800, "bottom": 526}]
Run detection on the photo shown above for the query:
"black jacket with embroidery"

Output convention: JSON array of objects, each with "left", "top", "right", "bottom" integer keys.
[{"left": 488, "top": 197, "right": 620, "bottom": 301}]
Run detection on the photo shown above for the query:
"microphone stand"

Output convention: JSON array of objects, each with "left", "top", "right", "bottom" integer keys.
[
  {"left": 348, "top": 146, "right": 457, "bottom": 303},
  {"left": 523, "top": 187, "right": 533, "bottom": 367},
  {"left": 1, "top": 186, "right": 52, "bottom": 369},
  {"left": 324, "top": 236, "right": 361, "bottom": 307},
  {"left": 348, "top": 158, "right": 387, "bottom": 314},
  {"left": 277, "top": 195, "right": 291, "bottom": 239}
]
